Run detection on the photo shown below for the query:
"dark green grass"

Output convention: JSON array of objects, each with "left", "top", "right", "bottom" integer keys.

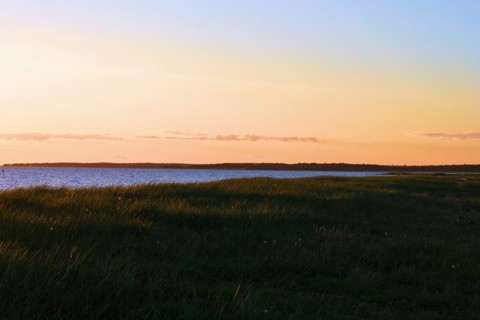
[{"left": 0, "top": 175, "right": 479, "bottom": 319}]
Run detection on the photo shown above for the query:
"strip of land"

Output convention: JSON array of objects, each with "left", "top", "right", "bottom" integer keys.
[
  {"left": 4, "top": 162, "right": 480, "bottom": 172},
  {"left": 0, "top": 175, "right": 479, "bottom": 319}
]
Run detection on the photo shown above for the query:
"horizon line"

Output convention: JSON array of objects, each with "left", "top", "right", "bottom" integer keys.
[{"left": 3, "top": 162, "right": 480, "bottom": 168}]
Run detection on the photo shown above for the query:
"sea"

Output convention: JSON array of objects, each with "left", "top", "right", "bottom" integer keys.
[{"left": 0, "top": 167, "right": 385, "bottom": 189}]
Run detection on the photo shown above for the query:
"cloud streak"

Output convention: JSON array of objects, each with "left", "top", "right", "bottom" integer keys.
[
  {"left": 137, "top": 132, "right": 209, "bottom": 140},
  {"left": 0, "top": 133, "right": 123, "bottom": 142},
  {"left": 410, "top": 132, "right": 480, "bottom": 140},
  {"left": 136, "top": 135, "right": 162, "bottom": 139},
  {"left": 165, "top": 131, "right": 209, "bottom": 137},
  {"left": 165, "top": 133, "right": 324, "bottom": 143}
]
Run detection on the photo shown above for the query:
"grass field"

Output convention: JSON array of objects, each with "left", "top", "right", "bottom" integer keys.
[{"left": 0, "top": 175, "right": 479, "bottom": 319}]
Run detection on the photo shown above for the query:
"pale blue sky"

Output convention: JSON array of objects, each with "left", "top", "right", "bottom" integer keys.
[
  {"left": 1, "top": 1, "right": 479, "bottom": 164},
  {"left": 3, "top": 1, "right": 479, "bottom": 74}
]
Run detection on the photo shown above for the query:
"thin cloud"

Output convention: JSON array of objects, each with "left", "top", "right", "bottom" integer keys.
[
  {"left": 0, "top": 133, "right": 123, "bottom": 142},
  {"left": 136, "top": 135, "right": 162, "bottom": 139},
  {"left": 164, "top": 131, "right": 209, "bottom": 137},
  {"left": 165, "top": 133, "right": 324, "bottom": 144},
  {"left": 410, "top": 131, "right": 480, "bottom": 140}
]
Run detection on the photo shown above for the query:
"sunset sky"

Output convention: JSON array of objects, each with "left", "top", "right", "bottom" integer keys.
[{"left": 1, "top": 1, "right": 479, "bottom": 165}]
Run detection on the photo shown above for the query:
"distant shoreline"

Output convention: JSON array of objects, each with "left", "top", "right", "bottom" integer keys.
[{"left": 3, "top": 162, "right": 480, "bottom": 173}]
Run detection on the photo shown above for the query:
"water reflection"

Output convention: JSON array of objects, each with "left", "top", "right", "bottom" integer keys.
[{"left": 0, "top": 167, "right": 384, "bottom": 189}]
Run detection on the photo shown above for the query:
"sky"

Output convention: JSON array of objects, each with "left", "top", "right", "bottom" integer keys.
[{"left": 1, "top": 1, "right": 479, "bottom": 165}]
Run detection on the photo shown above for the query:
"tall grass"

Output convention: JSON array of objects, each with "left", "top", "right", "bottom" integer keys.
[{"left": 0, "top": 175, "right": 479, "bottom": 319}]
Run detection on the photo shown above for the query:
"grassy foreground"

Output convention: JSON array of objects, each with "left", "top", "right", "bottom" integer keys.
[{"left": 0, "top": 175, "right": 479, "bottom": 319}]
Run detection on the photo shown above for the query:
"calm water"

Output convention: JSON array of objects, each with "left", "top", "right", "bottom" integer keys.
[{"left": 0, "top": 167, "right": 385, "bottom": 189}]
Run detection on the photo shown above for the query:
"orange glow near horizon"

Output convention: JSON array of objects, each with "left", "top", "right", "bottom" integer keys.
[{"left": 1, "top": 6, "right": 479, "bottom": 165}]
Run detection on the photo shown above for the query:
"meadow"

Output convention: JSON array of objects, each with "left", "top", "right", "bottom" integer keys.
[{"left": 0, "top": 175, "right": 479, "bottom": 319}]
